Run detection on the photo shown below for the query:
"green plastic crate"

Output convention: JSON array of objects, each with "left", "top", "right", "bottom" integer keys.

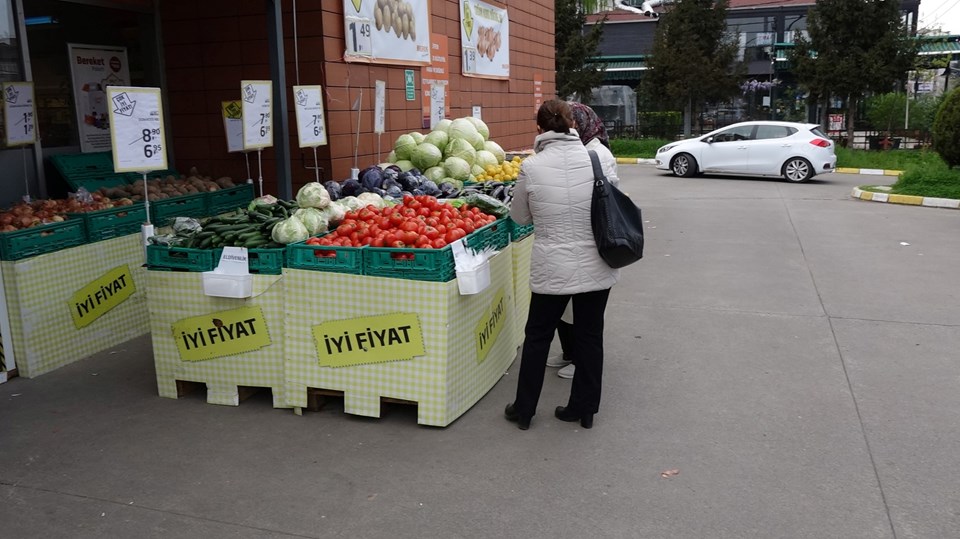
[
  {"left": 0, "top": 219, "right": 87, "bottom": 261},
  {"left": 145, "top": 245, "right": 216, "bottom": 272},
  {"left": 213, "top": 246, "right": 284, "bottom": 275},
  {"left": 362, "top": 219, "right": 508, "bottom": 282},
  {"left": 69, "top": 203, "right": 147, "bottom": 242},
  {"left": 149, "top": 193, "right": 209, "bottom": 226},
  {"left": 286, "top": 237, "right": 365, "bottom": 275},
  {"left": 208, "top": 184, "right": 255, "bottom": 216},
  {"left": 507, "top": 217, "right": 534, "bottom": 241}
]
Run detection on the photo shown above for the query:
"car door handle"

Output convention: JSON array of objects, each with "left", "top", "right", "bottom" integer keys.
[
  {"left": 737, "top": 146, "right": 747, "bottom": 150},
  {"left": 781, "top": 144, "right": 792, "bottom": 147}
]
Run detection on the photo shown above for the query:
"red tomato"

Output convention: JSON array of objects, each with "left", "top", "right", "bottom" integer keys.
[
  {"left": 385, "top": 233, "right": 398, "bottom": 245},
  {"left": 423, "top": 226, "right": 440, "bottom": 240},
  {"left": 415, "top": 235, "right": 431, "bottom": 247},
  {"left": 372, "top": 237, "right": 385, "bottom": 247},
  {"left": 336, "top": 223, "right": 356, "bottom": 236},
  {"left": 462, "top": 220, "right": 475, "bottom": 234},
  {"left": 400, "top": 230, "right": 419, "bottom": 245},
  {"left": 389, "top": 212, "right": 405, "bottom": 227},
  {"left": 390, "top": 240, "right": 405, "bottom": 248},
  {"left": 432, "top": 238, "right": 447, "bottom": 249},
  {"left": 425, "top": 216, "right": 439, "bottom": 227},
  {"left": 400, "top": 220, "right": 419, "bottom": 232},
  {"left": 402, "top": 195, "right": 415, "bottom": 205},
  {"left": 436, "top": 224, "right": 447, "bottom": 234}
]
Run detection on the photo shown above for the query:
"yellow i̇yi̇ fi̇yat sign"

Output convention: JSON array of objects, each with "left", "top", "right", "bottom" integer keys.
[
  {"left": 312, "top": 312, "right": 425, "bottom": 368},
  {"left": 172, "top": 306, "right": 272, "bottom": 361},
  {"left": 475, "top": 287, "right": 507, "bottom": 363},
  {"left": 69, "top": 265, "right": 137, "bottom": 329}
]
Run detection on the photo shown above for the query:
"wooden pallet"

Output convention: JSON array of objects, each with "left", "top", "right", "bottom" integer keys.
[
  {"left": 300, "top": 387, "right": 419, "bottom": 418},
  {"left": 173, "top": 379, "right": 280, "bottom": 406}
]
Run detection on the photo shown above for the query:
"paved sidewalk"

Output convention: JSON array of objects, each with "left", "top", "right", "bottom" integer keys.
[{"left": 2, "top": 167, "right": 958, "bottom": 538}]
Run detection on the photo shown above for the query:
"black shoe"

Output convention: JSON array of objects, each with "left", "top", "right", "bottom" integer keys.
[
  {"left": 555, "top": 406, "right": 594, "bottom": 429},
  {"left": 505, "top": 403, "right": 531, "bottom": 430}
]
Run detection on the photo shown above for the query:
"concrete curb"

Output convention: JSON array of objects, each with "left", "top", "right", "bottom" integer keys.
[
  {"left": 851, "top": 187, "right": 960, "bottom": 209},
  {"left": 835, "top": 167, "right": 903, "bottom": 176},
  {"left": 616, "top": 157, "right": 657, "bottom": 165}
]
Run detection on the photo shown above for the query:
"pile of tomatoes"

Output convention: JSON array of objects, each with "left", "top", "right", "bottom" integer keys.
[{"left": 305, "top": 195, "right": 498, "bottom": 250}]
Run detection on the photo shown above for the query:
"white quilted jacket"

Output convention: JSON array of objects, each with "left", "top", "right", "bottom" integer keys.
[{"left": 510, "top": 130, "right": 620, "bottom": 295}]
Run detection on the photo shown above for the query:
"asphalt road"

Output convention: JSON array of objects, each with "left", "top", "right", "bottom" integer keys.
[{"left": 2, "top": 167, "right": 958, "bottom": 538}]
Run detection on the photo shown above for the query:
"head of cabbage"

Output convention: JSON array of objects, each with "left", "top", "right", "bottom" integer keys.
[
  {"left": 356, "top": 192, "right": 387, "bottom": 209},
  {"left": 393, "top": 134, "right": 417, "bottom": 160},
  {"left": 411, "top": 142, "right": 442, "bottom": 170},
  {"left": 293, "top": 207, "right": 329, "bottom": 235},
  {"left": 271, "top": 216, "right": 309, "bottom": 244},
  {"left": 476, "top": 150, "right": 498, "bottom": 169},
  {"left": 483, "top": 140, "right": 505, "bottom": 163},
  {"left": 424, "top": 130, "right": 449, "bottom": 152},
  {"left": 394, "top": 159, "right": 416, "bottom": 172},
  {"left": 434, "top": 118, "right": 453, "bottom": 134},
  {"left": 466, "top": 116, "right": 490, "bottom": 140},
  {"left": 296, "top": 182, "right": 331, "bottom": 209},
  {"left": 423, "top": 166, "right": 446, "bottom": 183},
  {"left": 443, "top": 156, "right": 471, "bottom": 181},
  {"left": 444, "top": 138, "right": 477, "bottom": 167},
  {"left": 409, "top": 131, "right": 426, "bottom": 144}
]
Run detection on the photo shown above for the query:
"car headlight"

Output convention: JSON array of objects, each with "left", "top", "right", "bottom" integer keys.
[{"left": 657, "top": 144, "right": 677, "bottom": 154}]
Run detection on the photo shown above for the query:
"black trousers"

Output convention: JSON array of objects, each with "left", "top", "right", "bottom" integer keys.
[
  {"left": 513, "top": 288, "right": 611, "bottom": 419},
  {"left": 557, "top": 320, "right": 575, "bottom": 360}
]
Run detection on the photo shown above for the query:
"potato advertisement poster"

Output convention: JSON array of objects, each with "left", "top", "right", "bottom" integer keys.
[
  {"left": 343, "top": 0, "right": 431, "bottom": 65},
  {"left": 460, "top": 0, "right": 510, "bottom": 79}
]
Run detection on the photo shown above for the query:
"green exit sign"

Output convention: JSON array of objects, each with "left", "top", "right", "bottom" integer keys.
[{"left": 405, "top": 70, "right": 415, "bottom": 101}]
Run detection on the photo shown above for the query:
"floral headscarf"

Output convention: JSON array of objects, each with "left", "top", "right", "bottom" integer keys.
[{"left": 567, "top": 101, "right": 610, "bottom": 149}]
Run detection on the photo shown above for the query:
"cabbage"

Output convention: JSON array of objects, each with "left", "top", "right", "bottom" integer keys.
[
  {"left": 359, "top": 166, "right": 384, "bottom": 191},
  {"left": 410, "top": 131, "right": 426, "bottom": 144},
  {"left": 395, "top": 159, "right": 416, "bottom": 172},
  {"left": 323, "top": 181, "right": 342, "bottom": 201},
  {"left": 340, "top": 179, "right": 362, "bottom": 197},
  {"left": 357, "top": 192, "right": 387, "bottom": 209},
  {"left": 434, "top": 118, "right": 452, "bottom": 134},
  {"left": 471, "top": 164, "right": 485, "bottom": 177},
  {"left": 483, "top": 140, "right": 506, "bottom": 163},
  {"left": 394, "top": 134, "right": 417, "bottom": 160},
  {"left": 449, "top": 118, "right": 479, "bottom": 142},
  {"left": 320, "top": 202, "right": 347, "bottom": 226},
  {"left": 424, "top": 130, "right": 449, "bottom": 152},
  {"left": 296, "top": 182, "right": 331, "bottom": 209},
  {"left": 411, "top": 142, "right": 443, "bottom": 170},
  {"left": 294, "top": 207, "right": 329, "bottom": 235},
  {"left": 338, "top": 196, "right": 364, "bottom": 211},
  {"left": 387, "top": 150, "right": 397, "bottom": 163},
  {"left": 271, "top": 215, "right": 309, "bottom": 244},
  {"left": 248, "top": 194, "right": 278, "bottom": 211},
  {"left": 467, "top": 117, "right": 490, "bottom": 140},
  {"left": 424, "top": 166, "right": 446, "bottom": 183},
  {"left": 443, "top": 138, "right": 477, "bottom": 166},
  {"left": 476, "top": 150, "right": 498, "bottom": 169},
  {"left": 443, "top": 156, "right": 471, "bottom": 181}
]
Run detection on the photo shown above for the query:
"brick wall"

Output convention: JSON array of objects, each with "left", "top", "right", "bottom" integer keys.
[{"left": 160, "top": 0, "right": 555, "bottom": 193}]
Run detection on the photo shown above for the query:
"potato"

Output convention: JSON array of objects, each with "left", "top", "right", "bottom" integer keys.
[
  {"left": 393, "top": 13, "right": 401, "bottom": 37},
  {"left": 375, "top": 6, "right": 383, "bottom": 31},
  {"left": 401, "top": 13, "right": 408, "bottom": 39},
  {"left": 382, "top": 5, "right": 391, "bottom": 32},
  {"left": 409, "top": 18, "right": 416, "bottom": 41}
]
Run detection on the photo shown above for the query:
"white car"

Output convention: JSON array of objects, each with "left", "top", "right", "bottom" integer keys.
[{"left": 655, "top": 121, "right": 837, "bottom": 183}]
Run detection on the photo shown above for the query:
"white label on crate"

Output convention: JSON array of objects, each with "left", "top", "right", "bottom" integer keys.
[
  {"left": 107, "top": 86, "right": 168, "bottom": 173},
  {"left": 2, "top": 82, "right": 37, "bottom": 146},
  {"left": 293, "top": 85, "right": 328, "bottom": 148},
  {"left": 241, "top": 80, "right": 273, "bottom": 150}
]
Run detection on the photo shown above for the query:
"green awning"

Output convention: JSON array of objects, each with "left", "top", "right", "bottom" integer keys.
[
  {"left": 589, "top": 56, "right": 648, "bottom": 80},
  {"left": 919, "top": 39, "right": 960, "bottom": 56}
]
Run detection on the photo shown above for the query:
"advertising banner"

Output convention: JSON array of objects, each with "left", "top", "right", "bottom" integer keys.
[
  {"left": 421, "top": 33, "right": 449, "bottom": 128},
  {"left": 460, "top": 0, "right": 510, "bottom": 80},
  {"left": 343, "top": 0, "right": 431, "bottom": 65},
  {"left": 67, "top": 44, "right": 130, "bottom": 153}
]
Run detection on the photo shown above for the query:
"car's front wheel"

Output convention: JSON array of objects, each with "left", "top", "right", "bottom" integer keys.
[
  {"left": 782, "top": 157, "right": 813, "bottom": 183},
  {"left": 671, "top": 153, "right": 697, "bottom": 177}
]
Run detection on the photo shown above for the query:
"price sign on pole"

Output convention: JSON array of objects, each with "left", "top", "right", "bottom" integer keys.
[
  {"left": 241, "top": 80, "right": 273, "bottom": 150},
  {"left": 107, "top": 86, "right": 167, "bottom": 173},
  {"left": 292, "top": 85, "right": 328, "bottom": 148},
  {"left": 430, "top": 84, "right": 445, "bottom": 129},
  {"left": 374, "top": 80, "right": 386, "bottom": 135},
  {"left": 221, "top": 100, "right": 244, "bottom": 153},
  {"left": 2, "top": 82, "right": 37, "bottom": 146}
]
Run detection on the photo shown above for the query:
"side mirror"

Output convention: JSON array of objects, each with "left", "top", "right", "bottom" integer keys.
[{"left": 703, "top": 136, "right": 714, "bottom": 143}]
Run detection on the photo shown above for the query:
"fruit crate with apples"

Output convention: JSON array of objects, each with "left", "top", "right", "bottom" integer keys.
[{"left": 0, "top": 219, "right": 87, "bottom": 261}]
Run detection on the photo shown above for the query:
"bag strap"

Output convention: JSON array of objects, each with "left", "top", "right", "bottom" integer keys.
[{"left": 587, "top": 150, "right": 606, "bottom": 187}]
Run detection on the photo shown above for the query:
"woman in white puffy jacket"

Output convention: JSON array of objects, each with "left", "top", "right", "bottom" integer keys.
[{"left": 504, "top": 100, "right": 620, "bottom": 430}]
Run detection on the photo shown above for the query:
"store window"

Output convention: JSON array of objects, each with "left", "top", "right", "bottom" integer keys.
[{"left": 729, "top": 16, "right": 776, "bottom": 63}]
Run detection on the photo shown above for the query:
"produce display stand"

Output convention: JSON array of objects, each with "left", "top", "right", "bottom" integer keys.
[
  {"left": 511, "top": 234, "right": 533, "bottom": 350},
  {"left": 0, "top": 233, "right": 149, "bottom": 378},
  {"left": 283, "top": 245, "right": 517, "bottom": 427},
  {"left": 146, "top": 270, "right": 288, "bottom": 408}
]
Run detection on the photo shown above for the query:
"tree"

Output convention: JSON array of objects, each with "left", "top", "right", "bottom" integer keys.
[
  {"left": 932, "top": 88, "right": 960, "bottom": 167},
  {"left": 640, "top": 0, "right": 742, "bottom": 136},
  {"left": 790, "top": 0, "right": 917, "bottom": 142},
  {"left": 556, "top": 0, "right": 607, "bottom": 103}
]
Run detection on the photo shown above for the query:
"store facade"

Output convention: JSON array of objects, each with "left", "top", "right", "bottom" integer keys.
[{"left": 2, "top": 0, "right": 553, "bottom": 205}]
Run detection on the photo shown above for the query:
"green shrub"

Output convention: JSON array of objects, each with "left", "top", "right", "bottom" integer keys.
[
  {"left": 610, "top": 138, "right": 672, "bottom": 158},
  {"left": 932, "top": 88, "right": 960, "bottom": 167},
  {"left": 835, "top": 147, "right": 940, "bottom": 170},
  {"left": 892, "top": 161, "right": 960, "bottom": 198}
]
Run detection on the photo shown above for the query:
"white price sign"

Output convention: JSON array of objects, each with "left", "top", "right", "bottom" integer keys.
[
  {"left": 2, "top": 82, "right": 37, "bottom": 146},
  {"left": 293, "top": 85, "right": 328, "bottom": 148},
  {"left": 430, "top": 84, "right": 445, "bottom": 129},
  {"left": 241, "top": 80, "right": 273, "bottom": 150},
  {"left": 342, "top": 0, "right": 431, "bottom": 65},
  {"left": 460, "top": 0, "right": 510, "bottom": 79},
  {"left": 107, "top": 86, "right": 167, "bottom": 173},
  {"left": 221, "top": 101, "right": 244, "bottom": 153},
  {"left": 374, "top": 80, "right": 386, "bottom": 134}
]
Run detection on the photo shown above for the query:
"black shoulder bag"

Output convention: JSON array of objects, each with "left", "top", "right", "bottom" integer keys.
[{"left": 588, "top": 150, "right": 644, "bottom": 268}]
